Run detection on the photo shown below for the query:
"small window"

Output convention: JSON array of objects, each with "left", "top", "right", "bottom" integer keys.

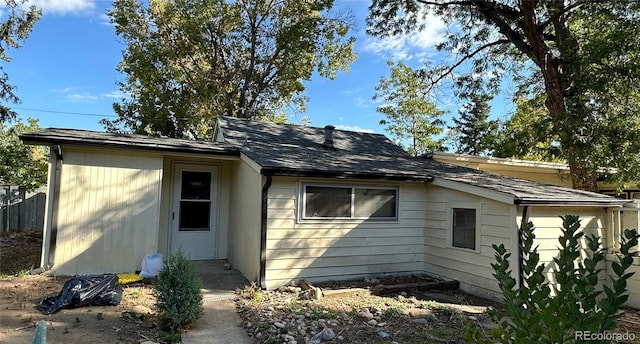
[
  {"left": 452, "top": 208, "right": 476, "bottom": 250},
  {"left": 302, "top": 184, "right": 397, "bottom": 220}
]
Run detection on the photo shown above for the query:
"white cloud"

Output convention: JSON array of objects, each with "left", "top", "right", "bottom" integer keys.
[
  {"left": 101, "top": 91, "right": 126, "bottom": 99},
  {"left": 25, "top": 0, "right": 96, "bottom": 15},
  {"left": 335, "top": 125, "right": 375, "bottom": 133},
  {"left": 66, "top": 93, "right": 98, "bottom": 103},
  {"left": 51, "top": 87, "right": 73, "bottom": 93},
  {"left": 362, "top": 12, "right": 447, "bottom": 61}
]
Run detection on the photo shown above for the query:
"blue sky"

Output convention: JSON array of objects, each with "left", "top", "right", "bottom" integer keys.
[{"left": 3, "top": 0, "right": 514, "bottom": 135}]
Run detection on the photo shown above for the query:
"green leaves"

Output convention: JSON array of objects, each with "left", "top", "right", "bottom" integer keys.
[
  {"left": 450, "top": 93, "right": 499, "bottom": 156},
  {"left": 0, "top": 118, "right": 48, "bottom": 190},
  {"left": 467, "top": 215, "right": 638, "bottom": 343},
  {"left": 105, "top": 0, "right": 356, "bottom": 138},
  {"left": 374, "top": 61, "right": 446, "bottom": 156}
]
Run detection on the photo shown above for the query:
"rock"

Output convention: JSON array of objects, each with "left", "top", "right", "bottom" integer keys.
[
  {"left": 391, "top": 342, "right": 399, "bottom": 344},
  {"left": 338, "top": 311, "right": 349, "bottom": 319},
  {"left": 413, "top": 318, "right": 429, "bottom": 325},
  {"left": 308, "top": 327, "right": 336, "bottom": 343},
  {"left": 337, "top": 336, "right": 344, "bottom": 341},
  {"left": 367, "top": 319, "right": 377, "bottom": 326},
  {"left": 377, "top": 322, "right": 386, "bottom": 327},
  {"left": 400, "top": 291, "right": 408, "bottom": 297},
  {"left": 321, "top": 327, "right": 336, "bottom": 341},
  {"left": 469, "top": 315, "right": 477, "bottom": 321},
  {"left": 274, "top": 321, "right": 286, "bottom": 328},
  {"left": 370, "top": 278, "right": 380, "bottom": 285},
  {"left": 378, "top": 331, "right": 390, "bottom": 338}
]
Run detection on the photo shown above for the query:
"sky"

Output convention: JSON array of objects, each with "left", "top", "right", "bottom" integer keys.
[{"left": 2, "top": 0, "right": 514, "bottom": 136}]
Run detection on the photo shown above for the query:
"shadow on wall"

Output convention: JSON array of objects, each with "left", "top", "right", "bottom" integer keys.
[
  {"left": 0, "top": 185, "right": 46, "bottom": 233},
  {"left": 49, "top": 155, "right": 162, "bottom": 276}
]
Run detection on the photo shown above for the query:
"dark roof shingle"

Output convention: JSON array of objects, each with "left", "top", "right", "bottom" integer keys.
[{"left": 217, "top": 116, "right": 433, "bottom": 181}]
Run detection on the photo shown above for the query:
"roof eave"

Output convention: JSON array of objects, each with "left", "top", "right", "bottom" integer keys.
[
  {"left": 260, "top": 166, "right": 434, "bottom": 182},
  {"left": 20, "top": 134, "right": 240, "bottom": 156},
  {"left": 514, "top": 198, "right": 630, "bottom": 207}
]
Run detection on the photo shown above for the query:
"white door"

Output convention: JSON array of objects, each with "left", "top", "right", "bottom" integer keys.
[{"left": 171, "top": 163, "right": 218, "bottom": 260}]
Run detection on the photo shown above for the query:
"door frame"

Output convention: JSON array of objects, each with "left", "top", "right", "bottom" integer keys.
[{"left": 169, "top": 161, "right": 221, "bottom": 259}]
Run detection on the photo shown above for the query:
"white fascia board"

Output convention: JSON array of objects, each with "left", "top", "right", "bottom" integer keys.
[{"left": 240, "top": 152, "right": 262, "bottom": 174}]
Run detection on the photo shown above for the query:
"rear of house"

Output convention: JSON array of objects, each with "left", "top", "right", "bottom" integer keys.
[{"left": 21, "top": 117, "right": 633, "bottom": 304}]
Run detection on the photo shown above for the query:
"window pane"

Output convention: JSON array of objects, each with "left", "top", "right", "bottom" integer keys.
[
  {"left": 452, "top": 208, "right": 475, "bottom": 249},
  {"left": 179, "top": 201, "right": 210, "bottom": 230},
  {"left": 354, "top": 188, "right": 397, "bottom": 218},
  {"left": 304, "top": 186, "right": 351, "bottom": 217},
  {"left": 181, "top": 171, "right": 211, "bottom": 200}
]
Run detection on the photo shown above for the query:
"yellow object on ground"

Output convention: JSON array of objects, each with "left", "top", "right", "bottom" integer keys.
[{"left": 117, "top": 273, "right": 143, "bottom": 284}]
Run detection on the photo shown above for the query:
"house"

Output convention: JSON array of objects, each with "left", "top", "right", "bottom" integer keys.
[
  {"left": 20, "top": 117, "right": 637, "bottom": 302},
  {"left": 432, "top": 151, "right": 640, "bottom": 198}
]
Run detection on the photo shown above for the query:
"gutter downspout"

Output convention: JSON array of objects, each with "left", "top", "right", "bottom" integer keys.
[
  {"left": 518, "top": 205, "right": 531, "bottom": 288},
  {"left": 259, "top": 174, "right": 272, "bottom": 289}
]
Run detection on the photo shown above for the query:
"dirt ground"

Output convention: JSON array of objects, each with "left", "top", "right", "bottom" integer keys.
[
  {"left": 5, "top": 230, "right": 640, "bottom": 343},
  {"left": 0, "top": 231, "right": 159, "bottom": 344}
]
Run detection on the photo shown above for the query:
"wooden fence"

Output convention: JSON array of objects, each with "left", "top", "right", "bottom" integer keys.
[{"left": 0, "top": 185, "right": 46, "bottom": 233}]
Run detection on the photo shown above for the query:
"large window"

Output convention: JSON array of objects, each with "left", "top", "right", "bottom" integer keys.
[
  {"left": 452, "top": 208, "right": 476, "bottom": 250},
  {"left": 302, "top": 184, "right": 398, "bottom": 220}
]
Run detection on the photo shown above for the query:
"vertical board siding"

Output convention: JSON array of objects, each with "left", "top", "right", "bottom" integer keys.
[
  {"left": 264, "top": 178, "right": 426, "bottom": 289},
  {"left": 525, "top": 207, "right": 608, "bottom": 295},
  {"left": 227, "top": 160, "right": 262, "bottom": 283},
  {"left": 52, "top": 148, "right": 162, "bottom": 275},
  {"left": 423, "top": 186, "right": 515, "bottom": 298}
]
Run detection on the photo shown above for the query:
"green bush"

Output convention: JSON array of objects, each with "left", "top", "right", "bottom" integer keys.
[
  {"left": 155, "top": 248, "right": 204, "bottom": 335},
  {"left": 466, "top": 214, "right": 638, "bottom": 343}
]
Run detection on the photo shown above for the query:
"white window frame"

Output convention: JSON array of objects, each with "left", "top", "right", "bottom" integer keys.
[
  {"left": 447, "top": 203, "right": 482, "bottom": 253},
  {"left": 299, "top": 183, "right": 399, "bottom": 222}
]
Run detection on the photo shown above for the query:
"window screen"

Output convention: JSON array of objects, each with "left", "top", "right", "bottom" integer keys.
[
  {"left": 303, "top": 185, "right": 397, "bottom": 220},
  {"left": 452, "top": 208, "right": 476, "bottom": 249}
]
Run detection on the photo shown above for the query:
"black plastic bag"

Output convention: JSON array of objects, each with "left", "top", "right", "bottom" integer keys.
[{"left": 37, "top": 274, "right": 122, "bottom": 315}]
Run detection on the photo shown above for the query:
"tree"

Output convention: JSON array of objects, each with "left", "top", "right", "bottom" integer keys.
[
  {"left": 368, "top": 1, "right": 640, "bottom": 191},
  {"left": 1, "top": 0, "right": 41, "bottom": 123},
  {"left": 103, "top": 0, "right": 356, "bottom": 139},
  {"left": 450, "top": 93, "right": 498, "bottom": 155},
  {"left": 374, "top": 61, "right": 446, "bottom": 156},
  {"left": 0, "top": 118, "right": 48, "bottom": 190},
  {"left": 493, "top": 93, "right": 563, "bottom": 162}
]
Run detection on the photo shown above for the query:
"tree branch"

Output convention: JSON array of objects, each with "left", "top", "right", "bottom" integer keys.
[
  {"left": 415, "top": 0, "right": 521, "bottom": 20},
  {"left": 428, "top": 39, "right": 510, "bottom": 88},
  {"left": 538, "top": 0, "right": 588, "bottom": 31}
]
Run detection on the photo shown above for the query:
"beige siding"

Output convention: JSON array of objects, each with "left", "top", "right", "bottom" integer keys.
[
  {"left": 52, "top": 147, "right": 162, "bottom": 275},
  {"left": 618, "top": 261, "right": 640, "bottom": 308},
  {"left": 227, "top": 159, "right": 262, "bottom": 283},
  {"left": 523, "top": 207, "right": 607, "bottom": 293},
  {"left": 423, "top": 185, "right": 517, "bottom": 299},
  {"left": 264, "top": 178, "right": 426, "bottom": 289}
]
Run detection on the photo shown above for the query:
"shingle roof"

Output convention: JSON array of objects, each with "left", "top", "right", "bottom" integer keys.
[
  {"left": 20, "top": 128, "right": 239, "bottom": 156},
  {"left": 420, "top": 158, "right": 626, "bottom": 206},
  {"left": 218, "top": 117, "right": 627, "bottom": 206},
  {"left": 216, "top": 116, "right": 433, "bottom": 182}
]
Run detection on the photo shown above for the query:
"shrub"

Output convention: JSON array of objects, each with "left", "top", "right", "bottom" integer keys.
[
  {"left": 155, "top": 248, "right": 204, "bottom": 335},
  {"left": 466, "top": 215, "right": 638, "bottom": 343}
]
